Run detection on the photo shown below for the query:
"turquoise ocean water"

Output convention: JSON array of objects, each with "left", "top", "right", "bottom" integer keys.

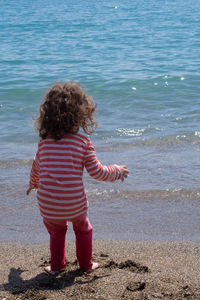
[{"left": 0, "top": 0, "right": 200, "bottom": 243}]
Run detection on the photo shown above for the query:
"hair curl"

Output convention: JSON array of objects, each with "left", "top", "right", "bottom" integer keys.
[{"left": 35, "top": 81, "right": 97, "bottom": 140}]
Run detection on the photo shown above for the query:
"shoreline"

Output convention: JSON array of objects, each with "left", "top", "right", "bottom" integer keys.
[
  {"left": 0, "top": 240, "right": 199, "bottom": 299},
  {"left": 1, "top": 187, "right": 200, "bottom": 244}
]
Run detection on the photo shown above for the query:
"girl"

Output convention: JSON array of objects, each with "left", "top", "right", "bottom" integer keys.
[{"left": 27, "top": 81, "right": 129, "bottom": 275}]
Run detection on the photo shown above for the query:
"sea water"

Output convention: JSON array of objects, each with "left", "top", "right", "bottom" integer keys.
[{"left": 0, "top": 0, "right": 199, "bottom": 243}]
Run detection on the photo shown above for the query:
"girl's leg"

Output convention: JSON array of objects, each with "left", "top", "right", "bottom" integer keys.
[
  {"left": 43, "top": 219, "right": 68, "bottom": 272},
  {"left": 72, "top": 213, "right": 98, "bottom": 272}
]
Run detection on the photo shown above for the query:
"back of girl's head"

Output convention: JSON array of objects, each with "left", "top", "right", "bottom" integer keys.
[{"left": 35, "top": 81, "right": 97, "bottom": 140}]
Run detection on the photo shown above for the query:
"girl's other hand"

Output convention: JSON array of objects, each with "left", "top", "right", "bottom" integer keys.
[
  {"left": 26, "top": 187, "right": 32, "bottom": 195},
  {"left": 120, "top": 165, "right": 129, "bottom": 182}
]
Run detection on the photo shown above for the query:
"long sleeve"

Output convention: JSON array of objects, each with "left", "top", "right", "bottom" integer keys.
[
  {"left": 29, "top": 150, "right": 40, "bottom": 189},
  {"left": 84, "top": 140, "right": 122, "bottom": 182}
]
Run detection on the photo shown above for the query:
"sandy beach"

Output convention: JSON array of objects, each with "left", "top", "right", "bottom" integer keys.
[{"left": 0, "top": 241, "right": 199, "bottom": 300}]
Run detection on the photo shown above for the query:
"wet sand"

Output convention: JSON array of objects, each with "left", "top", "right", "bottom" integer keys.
[{"left": 0, "top": 241, "right": 199, "bottom": 299}]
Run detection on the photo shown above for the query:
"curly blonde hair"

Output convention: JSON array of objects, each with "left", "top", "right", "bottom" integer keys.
[{"left": 35, "top": 81, "right": 97, "bottom": 140}]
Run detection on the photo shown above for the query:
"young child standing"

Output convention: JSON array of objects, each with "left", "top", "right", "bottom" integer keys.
[{"left": 27, "top": 81, "right": 129, "bottom": 275}]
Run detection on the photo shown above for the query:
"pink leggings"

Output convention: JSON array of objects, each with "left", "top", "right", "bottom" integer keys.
[{"left": 43, "top": 213, "right": 93, "bottom": 272}]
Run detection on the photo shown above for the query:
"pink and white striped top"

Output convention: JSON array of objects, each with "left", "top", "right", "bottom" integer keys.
[{"left": 29, "top": 133, "right": 122, "bottom": 220}]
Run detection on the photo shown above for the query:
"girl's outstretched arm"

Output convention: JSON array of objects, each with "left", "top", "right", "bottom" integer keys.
[{"left": 85, "top": 141, "right": 129, "bottom": 182}]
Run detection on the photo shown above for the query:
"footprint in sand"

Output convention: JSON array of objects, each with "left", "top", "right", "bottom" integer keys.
[{"left": 104, "top": 259, "right": 149, "bottom": 273}]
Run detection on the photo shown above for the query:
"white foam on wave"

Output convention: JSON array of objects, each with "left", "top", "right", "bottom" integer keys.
[
  {"left": 195, "top": 131, "right": 200, "bottom": 137},
  {"left": 117, "top": 128, "right": 146, "bottom": 137}
]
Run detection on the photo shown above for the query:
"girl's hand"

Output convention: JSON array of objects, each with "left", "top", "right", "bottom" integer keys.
[
  {"left": 26, "top": 187, "right": 33, "bottom": 195},
  {"left": 120, "top": 165, "right": 129, "bottom": 182}
]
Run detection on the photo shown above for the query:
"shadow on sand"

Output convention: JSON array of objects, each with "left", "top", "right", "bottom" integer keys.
[{"left": 1, "top": 265, "right": 110, "bottom": 297}]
